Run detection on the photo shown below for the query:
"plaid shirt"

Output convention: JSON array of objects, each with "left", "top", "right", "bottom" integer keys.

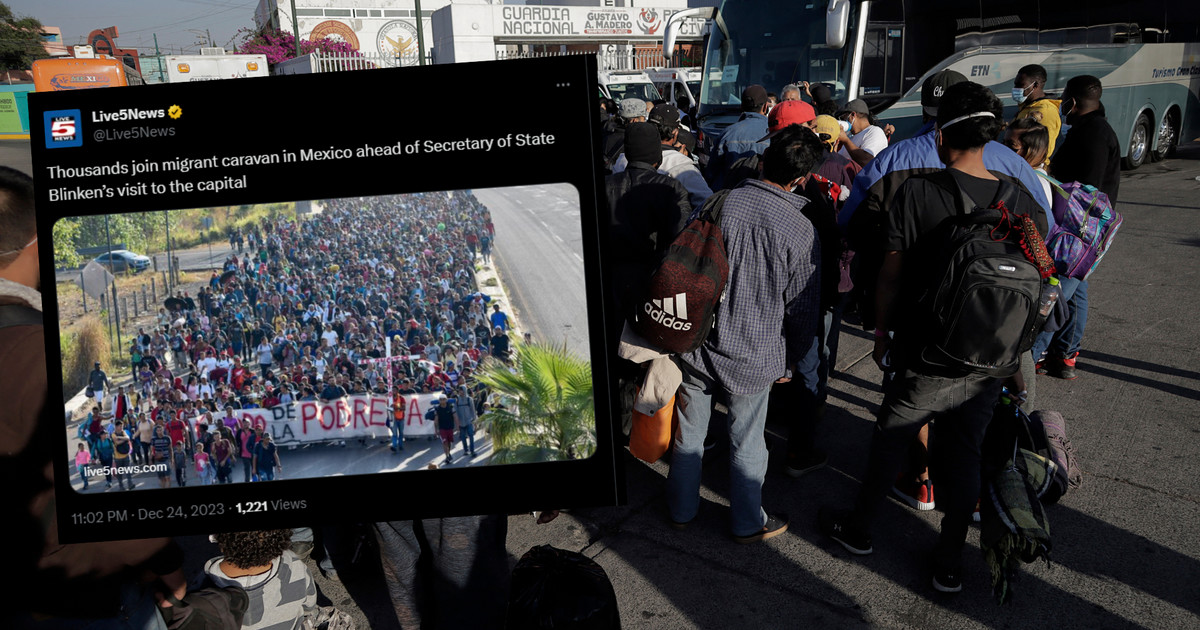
[{"left": 681, "top": 179, "right": 821, "bottom": 395}]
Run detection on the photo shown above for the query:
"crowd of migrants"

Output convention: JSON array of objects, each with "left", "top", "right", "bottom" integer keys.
[
  {"left": 601, "top": 66, "right": 1106, "bottom": 594},
  {"left": 76, "top": 189, "right": 511, "bottom": 489}
]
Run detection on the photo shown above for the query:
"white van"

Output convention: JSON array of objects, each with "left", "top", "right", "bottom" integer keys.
[
  {"left": 598, "top": 69, "right": 662, "bottom": 103},
  {"left": 646, "top": 67, "right": 703, "bottom": 112}
]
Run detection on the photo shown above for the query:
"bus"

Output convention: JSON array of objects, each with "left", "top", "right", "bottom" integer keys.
[
  {"left": 665, "top": 0, "right": 1200, "bottom": 169},
  {"left": 31, "top": 56, "right": 145, "bottom": 92}
]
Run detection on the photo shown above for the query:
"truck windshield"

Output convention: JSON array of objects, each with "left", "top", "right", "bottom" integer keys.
[
  {"left": 698, "top": 0, "right": 856, "bottom": 120},
  {"left": 607, "top": 82, "right": 662, "bottom": 102}
]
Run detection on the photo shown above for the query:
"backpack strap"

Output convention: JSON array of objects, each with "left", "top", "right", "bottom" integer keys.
[
  {"left": 0, "top": 304, "right": 42, "bottom": 329},
  {"left": 692, "top": 188, "right": 732, "bottom": 224}
]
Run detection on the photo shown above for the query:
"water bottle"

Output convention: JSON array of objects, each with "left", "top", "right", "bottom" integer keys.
[{"left": 1038, "top": 277, "right": 1061, "bottom": 317}]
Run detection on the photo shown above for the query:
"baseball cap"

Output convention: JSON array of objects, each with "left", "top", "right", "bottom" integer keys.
[
  {"left": 921, "top": 70, "right": 968, "bottom": 117},
  {"left": 648, "top": 103, "right": 681, "bottom": 129},
  {"left": 813, "top": 115, "right": 842, "bottom": 150},
  {"left": 761, "top": 100, "right": 817, "bottom": 140},
  {"left": 809, "top": 83, "right": 834, "bottom": 104},
  {"left": 619, "top": 98, "right": 648, "bottom": 120},
  {"left": 836, "top": 99, "right": 870, "bottom": 118},
  {"left": 741, "top": 84, "right": 769, "bottom": 112},
  {"left": 676, "top": 128, "right": 697, "bottom": 154}
]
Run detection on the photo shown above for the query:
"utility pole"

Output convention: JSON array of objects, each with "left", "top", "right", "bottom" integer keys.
[
  {"left": 103, "top": 214, "right": 123, "bottom": 359},
  {"left": 153, "top": 34, "right": 164, "bottom": 80},
  {"left": 207, "top": 28, "right": 214, "bottom": 47},
  {"left": 414, "top": 0, "right": 426, "bottom": 65},
  {"left": 290, "top": 0, "right": 301, "bottom": 57}
]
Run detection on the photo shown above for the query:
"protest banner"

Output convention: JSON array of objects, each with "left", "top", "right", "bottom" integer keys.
[{"left": 199, "top": 392, "right": 446, "bottom": 445}]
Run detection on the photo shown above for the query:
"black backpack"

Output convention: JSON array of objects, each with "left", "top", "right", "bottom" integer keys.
[
  {"left": 630, "top": 189, "right": 730, "bottom": 354},
  {"left": 913, "top": 171, "right": 1049, "bottom": 378}
]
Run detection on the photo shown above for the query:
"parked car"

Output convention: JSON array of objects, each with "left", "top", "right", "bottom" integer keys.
[{"left": 94, "top": 250, "right": 151, "bottom": 273}]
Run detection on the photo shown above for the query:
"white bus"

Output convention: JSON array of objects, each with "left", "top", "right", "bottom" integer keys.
[{"left": 667, "top": 0, "right": 1200, "bottom": 169}]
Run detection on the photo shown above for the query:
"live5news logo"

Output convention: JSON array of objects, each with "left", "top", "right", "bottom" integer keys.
[{"left": 44, "top": 109, "right": 83, "bottom": 148}]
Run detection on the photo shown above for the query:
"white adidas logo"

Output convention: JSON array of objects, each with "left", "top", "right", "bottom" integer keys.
[{"left": 645, "top": 293, "right": 692, "bottom": 331}]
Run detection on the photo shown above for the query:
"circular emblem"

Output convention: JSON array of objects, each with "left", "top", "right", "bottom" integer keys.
[
  {"left": 376, "top": 20, "right": 421, "bottom": 67},
  {"left": 309, "top": 20, "right": 360, "bottom": 50}
]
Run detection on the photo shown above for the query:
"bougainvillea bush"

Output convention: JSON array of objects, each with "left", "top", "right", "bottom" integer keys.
[{"left": 234, "top": 28, "right": 363, "bottom": 65}]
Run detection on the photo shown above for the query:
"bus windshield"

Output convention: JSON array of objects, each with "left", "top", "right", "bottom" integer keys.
[{"left": 699, "top": 0, "right": 856, "bottom": 120}]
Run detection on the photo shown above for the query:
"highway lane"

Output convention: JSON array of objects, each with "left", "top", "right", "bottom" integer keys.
[{"left": 474, "top": 184, "right": 592, "bottom": 360}]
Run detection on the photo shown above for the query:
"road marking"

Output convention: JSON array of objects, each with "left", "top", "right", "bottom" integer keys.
[
  {"left": 539, "top": 220, "right": 550, "bottom": 229},
  {"left": 573, "top": 252, "right": 583, "bottom": 262},
  {"left": 553, "top": 234, "right": 564, "bottom": 243}
]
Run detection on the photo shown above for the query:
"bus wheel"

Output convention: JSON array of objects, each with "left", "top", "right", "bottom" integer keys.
[
  {"left": 1150, "top": 109, "right": 1179, "bottom": 162},
  {"left": 1122, "top": 113, "right": 1150, "bottom": 170}
]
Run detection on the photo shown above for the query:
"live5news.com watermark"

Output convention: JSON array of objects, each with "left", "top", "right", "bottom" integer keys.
[{"left": 31, "top": 55, "right": 624, "bottom": 543}]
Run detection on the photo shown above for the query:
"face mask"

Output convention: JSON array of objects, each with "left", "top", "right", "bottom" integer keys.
[{"left": 1011, "top": 85, "right": 1031, "bottom": 105}]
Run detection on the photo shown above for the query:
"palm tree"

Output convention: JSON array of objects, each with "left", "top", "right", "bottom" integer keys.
[{"left": 474, "top": 340, "right": 595, "bottom": 465}]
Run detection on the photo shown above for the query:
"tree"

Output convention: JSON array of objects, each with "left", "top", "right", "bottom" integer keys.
[
  {"left": 233, "top": 28, "right": 363, "bottom": 66},
  {"left": 52, "top": 218, "right": 81, "bottom": 269},
  {"left": 474, "top": 340, "right": 596, "bottom": 465},
  {"left": 0, "top": 3, "right": 50, "bottom": 72}
]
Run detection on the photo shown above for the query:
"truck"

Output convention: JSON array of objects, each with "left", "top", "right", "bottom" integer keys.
[
  {"left": 164, "top": 53, "right": 269, "bottom": 83},
  {"left": 645, "top": 67, "right": 703, "bottom": 112},
  {"left": 597, "top": 69, "right": 662, "bottom": 104}
]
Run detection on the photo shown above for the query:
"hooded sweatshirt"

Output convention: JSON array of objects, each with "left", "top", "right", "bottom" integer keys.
[
  {"left": 204, "top": 549, "right": 317, "bottom": 630},
  {"left": 1014, "top": 97, "right": 1063, "bottom": 167}
]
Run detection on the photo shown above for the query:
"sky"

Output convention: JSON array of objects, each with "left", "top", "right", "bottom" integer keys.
[{"left": 6, "top": 0, "right": 260, "bottom": 55}]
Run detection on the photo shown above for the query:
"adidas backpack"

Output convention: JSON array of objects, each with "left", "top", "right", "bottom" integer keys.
[
  {"left": 631, "top": 190, "right": 731, "bottom": 354},
  {"left": 1040, "top": 177, "right": 1123, "bottom": 280},
  {"left": 914, "top": 171, "right": 1054, "bottom": 378}
]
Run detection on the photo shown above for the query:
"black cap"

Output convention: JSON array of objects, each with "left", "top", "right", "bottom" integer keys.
[
  {"left": 648, "top": 103, "right": 681, "bottom": 129},
  {"left": 676, "top": 128, "right": 697, "bottom": 154},
  {"left": 809, "top": 83, "right": 833, "bottom": 104},
  {"left": 921, "top": 70, "right": 968, "bottom": 116},
  {"left": 741, "top": 84, "right": 768, "bottom": 112},
  {"left": 624, "top": 122, "right": 661, "bottom": 165}
]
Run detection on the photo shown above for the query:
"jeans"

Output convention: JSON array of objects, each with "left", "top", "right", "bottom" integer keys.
[
  {"left": 1031, "top": 277, "right": 1088, "bottom": 360},
  {"left": 667, "top": 363, "right": 772, "bottom": 536},
  {"left": 390, "top": 419, "right": 405, "bottom": 450},
  {"left": 78, "top": 464, "right": 90, "bottom": 489},
  {"left": 459, "top": 423, "right": 475, "bottom": 455},
  {"left": 243, "top": 457, "right": 253, "bottom": 482},
  {"left": 850, "top": 368, "right": 1002, "bottom": 572},
  {"left": 259, "top": 466, "right": 275, "bottom": 481}
]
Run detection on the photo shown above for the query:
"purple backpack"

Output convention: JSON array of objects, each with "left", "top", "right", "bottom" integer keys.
[{"left": 1042, "top": 179, "right": 1123, "bottom": 280}]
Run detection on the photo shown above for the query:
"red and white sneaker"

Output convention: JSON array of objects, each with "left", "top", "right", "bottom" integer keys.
[{"left": 893, "top": 476, "right": 935, "bottom": 511}]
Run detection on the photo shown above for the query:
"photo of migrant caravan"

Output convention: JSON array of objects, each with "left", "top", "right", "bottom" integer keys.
[{"left": 60, "top": 183, "right": 595, "bottom": 494}]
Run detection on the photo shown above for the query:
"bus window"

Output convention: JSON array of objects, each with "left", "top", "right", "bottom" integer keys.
[
  {"left": 981, "top": 2, "right": 1039, "bottom": 47},
  {"left": 859, "top": 21, "right": 905, "bottom": 102}
]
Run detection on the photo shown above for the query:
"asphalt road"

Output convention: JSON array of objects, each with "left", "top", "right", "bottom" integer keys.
[
  {"left": 65, "top": 428, "right": 494, "bottom": 494},
  {"left": 55, "top": 239, "right": 239, "bottom": 285},
  {"left": 474, "top": 184, "right": 592, "bottom": 360}
]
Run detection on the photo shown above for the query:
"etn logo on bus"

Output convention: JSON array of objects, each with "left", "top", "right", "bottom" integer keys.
[
  {"left": 44, "top": 109, "right": 83, "bottom": 148},
  {"left": 969, "top": 65, "right": 991, "bottom": 77}
]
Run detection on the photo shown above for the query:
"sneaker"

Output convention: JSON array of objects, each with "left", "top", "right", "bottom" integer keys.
[
  {"left": 933, "top": 570, "right": 963, "bottom": 593},
  {"left": 733, "top": 513, "right": 789, "bottom": 544},
  {"left": 1035, "top": 358, "right": 1049, "bottom": 375},
  {"left": 785, "top": 448, "right": 828, "bottom": 478},
  {"left": 818, "top": 508, "right": 873, "bottom": 555},
  {"left": 893, "top": 477, "right": 935, "bottom": 511},
  {"left": 972, "top": 499, "right": 981, "bottom": 523}
]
